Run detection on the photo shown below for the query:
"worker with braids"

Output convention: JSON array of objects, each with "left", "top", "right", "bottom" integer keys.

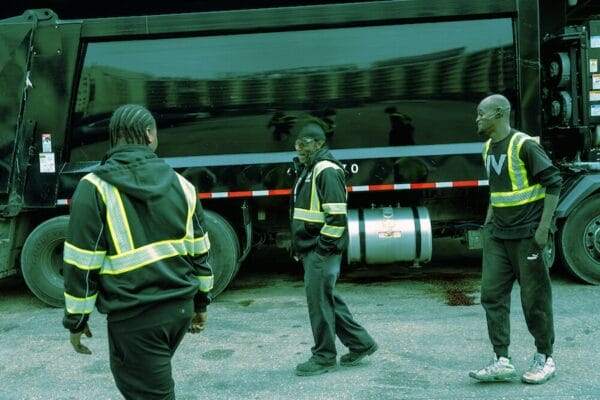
[{"left": 63, "top": 104, "right": 214, "bottom": 399}]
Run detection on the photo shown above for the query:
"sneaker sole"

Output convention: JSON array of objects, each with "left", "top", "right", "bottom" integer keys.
[
  {"left": 469, "top": 371, "right": 518, "bottom": 382},
  {"left": 521, "top": 370, "right": 556, "bottom": 384},
  {"left": 295, "top": 364, "right": 338, "bottom": 376},
  {"left": 340, "top": 343, "right": 379, "bottom": 367}
]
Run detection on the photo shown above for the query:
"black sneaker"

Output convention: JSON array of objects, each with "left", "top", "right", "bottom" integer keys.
[
  {"left": 340, "top": 342, "right": 379, "bottom": 367},
  {"left": 295, "top": 359, "right": 338, "bottom": 376}
]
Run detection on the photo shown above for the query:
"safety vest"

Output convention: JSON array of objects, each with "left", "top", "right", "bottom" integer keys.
[
  {"left": 63, "top": 173, "right": 212, "bottom": 314},
  {"left": 483, "top": 132, "right": 546, "bottom": 207},
  {"left": 293, "top": 160, "right": 347, "bottom": 239}
]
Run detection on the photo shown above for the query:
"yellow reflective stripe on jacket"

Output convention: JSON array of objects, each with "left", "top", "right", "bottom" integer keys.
[
  {"left": 293, "top": 208, "right": 325, "bottom": 223},
  {"left": 507, "top": 132, "right": 530, "bottom": 190},
  {"left": 101, "top": 238, "right": 196, "bottom": 275},
  {"left": 83, "top": 173, "right": 134, "bottom": 254},
  {"left": 83, "top": 172, "right": 206, "bottom": 275},
  {"left": 176, "top": 173, "right": 197, "bottom": 244},
  {"left": 483, "top": 139, "right": 491, "bottom": 163},
  {"left": 64, "top": 292, "right": 97, "bottom": 314},
  {"left": 320, "top": 224, "right": 345, "bottom": 238},
  {"left": 311, "top": 160, "right": 343, "bottom": 211},
  {"left": 176, "top": 173, "right": 210, "bottom": 255},
  {"left": 490, "top": 184, "right": 546, "bottom": 207},
  {"left": 63, "top": 241, "right": 105, "bottom": 270},
  {"left": 322, "top": 202, "right": 347, "bottom": 214},
  {"left": 198, "top": 275, "right": 214, "bottom": 292}
]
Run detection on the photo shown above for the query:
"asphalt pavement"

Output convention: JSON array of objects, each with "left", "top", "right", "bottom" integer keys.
[{"left": 0, "top": 246, "right": 599, "bottom": 400}]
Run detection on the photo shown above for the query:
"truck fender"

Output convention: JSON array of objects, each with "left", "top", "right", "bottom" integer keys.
[{"left": 555, "top": 174, "right": 600, "bottom": 219}]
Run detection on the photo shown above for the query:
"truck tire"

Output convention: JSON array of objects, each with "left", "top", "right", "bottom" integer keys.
[
  {"left": 203, "top": 210, "right": 241, "bottom": 297},
  {"left": 21, "top": 216, "right": 69, "bottom": 308},
  {"left": 558, "top": 194, "right": 600, "bottom": 284}
]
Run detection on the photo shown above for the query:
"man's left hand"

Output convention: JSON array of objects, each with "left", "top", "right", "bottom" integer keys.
[
  {"left": 69, "top": 324, "right": 93, "bottom": 355},
  {"left": 189, "top": 312, "right": 207, "bottom": 334}
]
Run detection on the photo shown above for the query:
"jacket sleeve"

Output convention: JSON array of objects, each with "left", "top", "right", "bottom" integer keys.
[
  {"left": 191, "top": 198, "right": 214, "bottom": 312},
  {"left": 62, "top": 180, "right": 107, "bottom": 333},
  {"left": 522, "top": 140, "right": 562, "bottom": 195},
  {"left": 315, "top": 165, "right": 348, "bottom": 256}
]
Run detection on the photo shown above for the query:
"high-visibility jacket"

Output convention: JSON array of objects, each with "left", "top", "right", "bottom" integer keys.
[
  {"left": 63, "top": 145, "right": 212, "bottom": 332},
  {"left": 291, "top": 148, "right": 348, "bottom": 256},
  {"left": 483, "top": 131, "right": 545, "bottom": 207}
]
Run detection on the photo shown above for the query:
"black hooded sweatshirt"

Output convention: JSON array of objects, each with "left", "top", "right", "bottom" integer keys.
[
  {"left": 63, "top": 145, "right": 212, "bottom": 332},
  {"left": 291, "top": 147, "right": 349, "bottom": 257}
]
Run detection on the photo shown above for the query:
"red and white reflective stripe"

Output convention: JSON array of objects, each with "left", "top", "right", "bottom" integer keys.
[
  {"left": 348, "top": 179, "right": 489, "bottom": 192},
  {"left": 57, "top": 180, "right": 489, "bottom": 204}
]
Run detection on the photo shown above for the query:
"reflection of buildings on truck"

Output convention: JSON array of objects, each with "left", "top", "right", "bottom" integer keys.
[
  {"left": 71, "top": 44, "right": 514, "bottom": 162},
  {"left": 74, "top": 45, "right": 513, "bottom": 119},
  {"left": 1, "top": 0, "right": 599, "bottom": 307}
]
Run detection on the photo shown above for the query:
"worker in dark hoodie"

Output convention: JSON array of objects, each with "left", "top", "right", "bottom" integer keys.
[
  {"left": 62, "top": 104, "right": 213, "bottom": 400},
  {"left": 291, "top": 122, "right": 378, "bottom": 376}
]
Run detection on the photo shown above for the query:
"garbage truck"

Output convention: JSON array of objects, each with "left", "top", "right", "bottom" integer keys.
[{"left": 0, "top": 0, "right": 599, "bottom": 307}]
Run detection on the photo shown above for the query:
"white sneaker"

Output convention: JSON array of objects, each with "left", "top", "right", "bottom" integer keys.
[
  {"left": 469, "top": 354, "right": 518, "bottom": 382},
  {"left": 521, "top": 352, "right": 556, "bottom": 384}
]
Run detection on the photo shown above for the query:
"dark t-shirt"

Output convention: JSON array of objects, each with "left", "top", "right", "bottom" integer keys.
[{"left": 486, "top": 130, "right": 562, "bottom": 239}]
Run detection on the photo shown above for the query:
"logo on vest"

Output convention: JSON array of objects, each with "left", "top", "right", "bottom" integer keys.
[{"left": 486, "top": 154, "right": 506, "bottom": 176}]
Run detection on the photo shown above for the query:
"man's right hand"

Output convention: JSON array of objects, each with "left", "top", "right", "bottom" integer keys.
[{"left": 189, "top": 312, "right": 207, "bottom": 334}]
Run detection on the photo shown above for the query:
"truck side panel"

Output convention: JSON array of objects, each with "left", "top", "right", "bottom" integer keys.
[{"left": 61, "top": 17, "right": 517, "bottom": 207}]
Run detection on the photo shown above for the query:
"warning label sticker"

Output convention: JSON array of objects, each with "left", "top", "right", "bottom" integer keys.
[
  {"left": 594, "top": 75, "right": 600, "bottom": 90},
  {"left": 39, "top": 153, "right": 56, "bottom": 173}
]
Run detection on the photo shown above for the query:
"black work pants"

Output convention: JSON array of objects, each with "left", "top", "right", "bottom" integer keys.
[
  {"left": 480, "top": 230, "right": 555, "bottom": 358},
  {"left": 302, "top": 251, "right": 375, "bottom": 364},
  {"left": 107, "top": 299, "right": 194, "bottom": 400}
]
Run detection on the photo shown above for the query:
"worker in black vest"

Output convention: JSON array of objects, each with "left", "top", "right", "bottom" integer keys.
[
  {"left": 63, "top": 104, "right": 213, "bottom": 399},
  {"left": 291, "top": 122, "right": 378, "bottom": 376},
  {"left": 469, "top": 94, "right": 562, "bottom": 384}
]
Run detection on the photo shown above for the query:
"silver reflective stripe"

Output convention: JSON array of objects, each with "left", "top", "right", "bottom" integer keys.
[
  {"left": 190, "top": 233, "right": 210, "bottom": 255},
  {"left": 101, "top": 239, "right": 191, "bottom": 275},
  {"left": 198, "top": 275, "right": 214, "bottom": 292},
  {"left": 320, "top": 224, "right": 345, "bottom": 238},
  {"left": 63, "top": 241, "right": 105, "bottom": 270},
  {"left": 293, "top": 208, "right": 325, "bottom": 223},
  {"left": 490, "top": 184, "right": 546, "bottom": 207},
  {"left": 313, "top": 160, "right": 343, "bottom": 177},
  {"left": 64, "top": 292, "right": 97, "bottom": 314},
  {"left": 322, "top": 202, "right": 347, "bottom": 214},
  {"left": 508, "top": 132, "right": 530, "bottom": 190},
  {"left": 83, "top": 173, "right": 134, "bottom": 254}
]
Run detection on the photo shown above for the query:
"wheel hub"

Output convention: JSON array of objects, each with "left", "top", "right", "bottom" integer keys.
[{"left": 585, "top": 217, "right": 600, "bottom": 261}]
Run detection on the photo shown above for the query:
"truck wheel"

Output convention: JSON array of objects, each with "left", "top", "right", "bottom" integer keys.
[
  {"left": 203, "top": 210, "right": 241, "bottom": 297},
  {"left": 21, "top": 216, "right": 69, "bottom": 307},
  {"left": 558, "top": 194, "right": 600, "bottom": 284}
]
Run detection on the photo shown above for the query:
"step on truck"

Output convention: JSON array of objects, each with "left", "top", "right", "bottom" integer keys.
[{"left": 0, "top": 0, "right": 599, "bottom": 307}]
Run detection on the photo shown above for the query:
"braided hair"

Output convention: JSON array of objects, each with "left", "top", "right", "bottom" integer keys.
[{"left": 108, "top": 104, "right": 156, "bottom": 147}]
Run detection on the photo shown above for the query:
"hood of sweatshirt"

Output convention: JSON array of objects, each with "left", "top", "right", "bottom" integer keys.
[
  {"left": 301, "top": 147, "right": 347, "bottom": 175},
  {"left": 93, "top": 145, "right": 176, "bottom": 201}
]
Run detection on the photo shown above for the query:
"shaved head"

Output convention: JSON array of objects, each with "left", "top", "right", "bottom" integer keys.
[
  {"left": 479, "top": 94, "right": 511, "bottom": 119},
  {"left": 476, "top": 94, "right": 512, "bottom": 141}
]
